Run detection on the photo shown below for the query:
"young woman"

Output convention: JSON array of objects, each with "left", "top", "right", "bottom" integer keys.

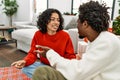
[{"left": 11, "top": 8, "right": 76, "bottom": 78}]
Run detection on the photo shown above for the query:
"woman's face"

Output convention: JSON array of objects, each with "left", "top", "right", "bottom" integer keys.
[{"left": 47, "top": 12, "right": 60, "bottom": 32}]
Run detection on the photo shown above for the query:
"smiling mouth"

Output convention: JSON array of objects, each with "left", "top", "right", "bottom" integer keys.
[{"left": 53, "top": 25, "right": 59, "bottom": 28}]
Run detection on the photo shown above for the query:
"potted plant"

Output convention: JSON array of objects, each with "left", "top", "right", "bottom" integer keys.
[
  {"left": 112, "top": 0, "right": 120, "bottom": 35},
  {"left": 112, "top": 16, "right": 120, "bottom": 35},
  {"left": 1, "top": 0, "right": 19, "bottom": 26}
]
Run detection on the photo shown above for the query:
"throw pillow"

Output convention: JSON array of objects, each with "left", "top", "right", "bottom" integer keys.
[{"left": 64, "top": 17, "right": 77, "bottom": 30}]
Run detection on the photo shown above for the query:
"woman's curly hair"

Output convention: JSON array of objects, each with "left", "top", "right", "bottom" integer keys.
[
  {"left": 78, "top": 1, "right": 110, "bottom": 33},
  {"left": 37, "top": 8, "right": 64, "bottom": 33}
]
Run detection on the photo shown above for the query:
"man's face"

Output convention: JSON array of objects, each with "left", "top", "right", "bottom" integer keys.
[{"left": 77, "top": 19, "right": 85, "bottom": 39}]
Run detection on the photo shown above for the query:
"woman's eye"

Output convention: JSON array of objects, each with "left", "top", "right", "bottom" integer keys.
[{"left": 50, "top": 18, "right": 60, "bottom": 22}]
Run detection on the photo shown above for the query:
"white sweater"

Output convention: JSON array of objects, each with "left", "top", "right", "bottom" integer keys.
[{"left": 46, "top": 31, "right": 120, "bottom": 80}]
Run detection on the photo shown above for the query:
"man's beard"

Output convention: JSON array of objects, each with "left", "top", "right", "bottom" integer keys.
[{"left": 79, "top": 35, "right": 85, "bottom": 39}]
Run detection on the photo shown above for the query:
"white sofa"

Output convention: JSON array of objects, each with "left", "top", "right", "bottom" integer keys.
[
  {"left": 12, "top": 28, "right": 79, "bottom": 53},
  {"left": 13, "top": 21, "right": 38, "bottom": 29}
]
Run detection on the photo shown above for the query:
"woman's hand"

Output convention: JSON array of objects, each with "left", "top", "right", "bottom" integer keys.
[
  {"left": 11, "top": 60, "right": 26, "bottom": 69},
  {"left": 34, "top": 45, "right": 51, "bottom": 58}
]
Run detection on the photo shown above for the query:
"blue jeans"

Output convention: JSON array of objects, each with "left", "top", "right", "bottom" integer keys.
[{"left": 22, "top": 61, "right": 46, "bottom": 78}]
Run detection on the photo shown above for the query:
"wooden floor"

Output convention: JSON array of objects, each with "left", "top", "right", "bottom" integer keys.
[
  {"left": 0, "top": 31, "right": 40, "bottom": 68},
  {"left": 0, "top": 43, "right": 27, "bottom": 67},
  {"left": 0, "top": 31, "right": 27, "bottom": 67}
]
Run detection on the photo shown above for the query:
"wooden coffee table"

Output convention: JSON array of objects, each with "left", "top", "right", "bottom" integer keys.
[{"left": 0, "top": 26, "right": 17, "bottom": 46}]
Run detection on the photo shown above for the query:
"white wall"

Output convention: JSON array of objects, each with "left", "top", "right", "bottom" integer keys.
[
  {"left": 48, "top": 0, "right": 72, "bottom": 14},
  {"left": 0, "top": 0, "right": 6, "bottom": 25},
  {"left": 14, "top": 0, "right": 33, "bottom": 22},
  {"left": 0, "top": 0, "right": 33, "bottom": 26},
  {"left": 113, "top": 0, "right": 119, "bottom": 20},
  {"left": 0, "top": 0, "right": 119, "bottom": 26},
  {"left": 0, "top": 0, "right": 9, "bottom": 25}
]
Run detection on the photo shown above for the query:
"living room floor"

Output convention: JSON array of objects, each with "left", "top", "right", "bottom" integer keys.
[
  {"left": 0, "top": 31, "right": 27, "bottom": 67},
  {"left": 0, "top": 31, "right": 32, "bottom": 80},
  {"left": 0, "top": 43, "right": 31, "bottom": 79},
  {"left": 0, "top": 43, "right": 27, "bottom": 67}
]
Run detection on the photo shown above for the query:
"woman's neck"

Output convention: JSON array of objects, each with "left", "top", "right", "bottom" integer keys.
[{"left": 47, "top": 30, "right": 56, "bottom": 35}]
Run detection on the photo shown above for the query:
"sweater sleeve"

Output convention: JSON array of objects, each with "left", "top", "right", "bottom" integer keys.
[
  {"left": 64, "top": 38, "right": 76, "bottom": 59},
  {"left": 23, "top": 32, "right": 38, "bottom": 66},
  {"left": 46, "top": 39, "right": 117, "bottom": 80}
]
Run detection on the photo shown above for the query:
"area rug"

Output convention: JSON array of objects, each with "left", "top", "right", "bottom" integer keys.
[{"left": 0, "top": 66, "right": 31, "bottom": 80}]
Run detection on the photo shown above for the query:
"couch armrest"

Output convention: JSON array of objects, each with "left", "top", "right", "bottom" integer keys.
[{"left": 68, "top": 28, "right": 79, "bottom": 53}]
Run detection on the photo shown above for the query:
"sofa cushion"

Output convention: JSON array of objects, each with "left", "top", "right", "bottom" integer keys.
[
  {"left": 16, "top": 24, "right": 38, "bottom": 29},
  {"left": 64, "top": 17, "right": 77, "bottom": 30}
]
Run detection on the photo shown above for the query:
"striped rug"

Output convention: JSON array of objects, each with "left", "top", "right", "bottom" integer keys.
[{"left": 0, "top": 66, "right": 31, "bottom": 80}]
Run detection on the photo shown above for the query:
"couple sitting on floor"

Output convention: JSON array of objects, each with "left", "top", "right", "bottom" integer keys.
[{"left": 11, "top": 1, "right": 120, "bottom": 80}]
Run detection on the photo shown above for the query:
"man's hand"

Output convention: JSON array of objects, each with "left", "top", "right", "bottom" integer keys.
[
  {"left": 76, "top": 53, "right": 82, "bottom": 60},
  {"left": 34, "top": 45, "right": 51, "bottom": 58}
]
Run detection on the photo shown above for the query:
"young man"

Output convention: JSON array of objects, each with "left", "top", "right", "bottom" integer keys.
[{"left": 32, "top": 1, "right": 120, "bottom": 80}]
